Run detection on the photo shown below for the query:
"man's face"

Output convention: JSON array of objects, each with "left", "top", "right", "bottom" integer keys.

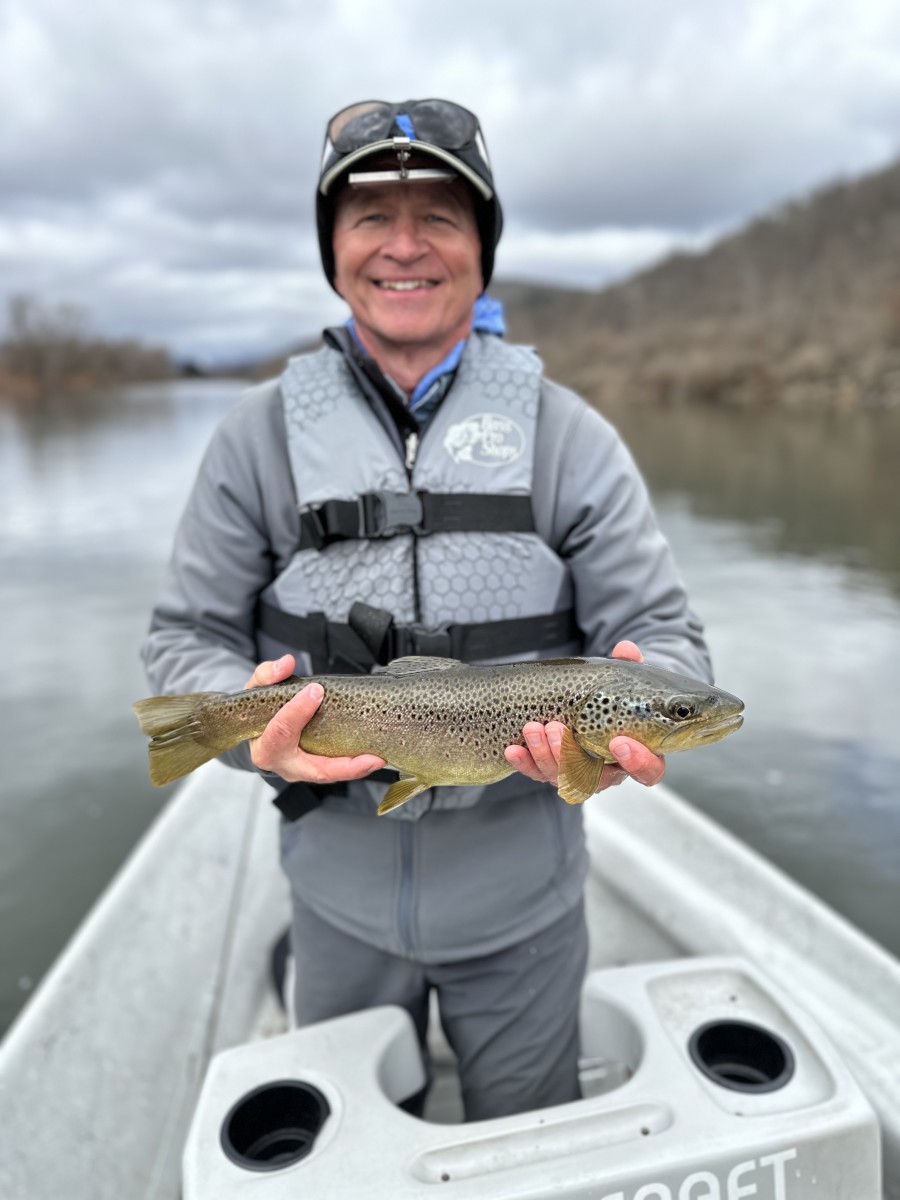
[{"left": 332, "top": 179, "right": 483, "bottom": 365}]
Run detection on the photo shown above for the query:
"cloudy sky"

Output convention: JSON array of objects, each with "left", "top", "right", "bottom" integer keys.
[{"left": 2, "top": 0, "right": 900, "bottom": 364}]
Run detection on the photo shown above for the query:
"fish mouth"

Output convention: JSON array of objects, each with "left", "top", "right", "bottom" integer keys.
[{"left": 663, "top": 712, "right": 744, "bottom": 749}]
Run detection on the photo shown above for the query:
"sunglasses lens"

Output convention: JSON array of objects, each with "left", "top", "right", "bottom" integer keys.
[
  {"left": 408, "top": 100, "right": 477, "bottom": 149},
  {"left": 328, "top": 102, "right": 393, "bottom": 153}
]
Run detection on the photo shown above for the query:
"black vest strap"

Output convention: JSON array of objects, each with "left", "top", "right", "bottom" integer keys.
[
  {"left": 299, "top": 491, "right": 535, "bottom": 551},
  {"left": 258, "top": 599, "right": 581, "bottom": 677},
  {"left": 274, "top": 770, "right": 397, "bottom": 821}
]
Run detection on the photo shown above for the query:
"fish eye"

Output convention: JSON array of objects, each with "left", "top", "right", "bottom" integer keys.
[{"left": 668, "top": 698, "right": 697, "bottom": 721}]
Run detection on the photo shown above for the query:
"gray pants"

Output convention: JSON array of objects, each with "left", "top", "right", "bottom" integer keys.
[{"left": 289, "top": 897, "right": 589, "bottom": 1122}]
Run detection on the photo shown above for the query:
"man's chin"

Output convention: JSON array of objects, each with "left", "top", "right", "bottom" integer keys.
[{"left": 365, "top": 316, "right": 446, "bottom": 348}]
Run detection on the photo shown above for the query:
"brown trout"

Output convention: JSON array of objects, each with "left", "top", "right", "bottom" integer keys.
[{"left": 133, "top": 656, "right": 743, "bottom": 814}]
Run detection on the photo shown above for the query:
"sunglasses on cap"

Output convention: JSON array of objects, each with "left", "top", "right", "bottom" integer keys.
[
  {"left": 319, "top": 99, "right": 495, "bottom": 199},
  {"left": 328, "top": 99, "right": 482, "bottom": 152}
]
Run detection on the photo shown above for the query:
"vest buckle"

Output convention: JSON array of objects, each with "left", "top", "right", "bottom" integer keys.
[
  {"left": 361, "top": 490, "right": 425, "bottom": 538},
  {"left": 391, "top": 621, "right": 454, "bottom": 659}
]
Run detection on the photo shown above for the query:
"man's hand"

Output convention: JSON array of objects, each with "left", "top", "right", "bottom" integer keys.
[
  {"left": 503, "top": 641, "right": 666, "bottom": 793},
  {"left": 246, "top": 655, "right": 386, "bottom": 784}
]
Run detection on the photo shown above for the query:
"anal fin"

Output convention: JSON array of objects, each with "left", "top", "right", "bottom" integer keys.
[
  {"left": 557, "top": 728, "right": 605, "bottom": 805},
  {"left": 378, "top": 774, "right": 429, "bottom": 815}
]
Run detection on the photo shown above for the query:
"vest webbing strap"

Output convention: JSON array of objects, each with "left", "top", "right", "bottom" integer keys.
[
  {"left": 257, "top": 599, "right": 581, "bottom": 677},
  {"left": 274, "top": 770, "right": 398, "bottom": 822},
  {"left": 299, "top": 491, "right": 535, "bottom": 551}
]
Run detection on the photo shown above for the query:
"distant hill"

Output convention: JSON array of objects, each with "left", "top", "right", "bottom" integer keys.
[{"left": 496, "top": 159, "right": 900, "bottom": 409}]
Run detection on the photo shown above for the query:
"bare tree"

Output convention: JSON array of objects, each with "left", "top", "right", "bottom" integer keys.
[{"left": 1, "top": 294, "right": 171, "bottom": 404}]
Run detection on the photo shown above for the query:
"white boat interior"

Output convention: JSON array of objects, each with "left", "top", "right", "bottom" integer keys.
[{"left": 1, "top": 763, "right": 898, "bottom": 1198}]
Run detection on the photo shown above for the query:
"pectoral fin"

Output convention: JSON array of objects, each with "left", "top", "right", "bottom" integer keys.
[
  {"left": 557, "top": 728, "right": 605, "bottom": 805},
  {"left": 378, "top": 774, "right": 429, "bottom": 815}
]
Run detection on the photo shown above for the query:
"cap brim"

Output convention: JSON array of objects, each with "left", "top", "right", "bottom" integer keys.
[{"left": 319, "top": 140, "right": 494, "bottom": 202}]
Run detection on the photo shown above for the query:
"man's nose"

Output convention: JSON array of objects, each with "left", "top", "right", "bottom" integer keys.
[{"left": 382, "top": 217, "right": 427, "bottom": 259}]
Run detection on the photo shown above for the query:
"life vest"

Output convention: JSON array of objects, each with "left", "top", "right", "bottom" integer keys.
[
  {"left": 256, "top": 331, "right": 581, "bottom": 677},
  {"left": 257, "top": 332, "right": 583, "bottom": 820}
]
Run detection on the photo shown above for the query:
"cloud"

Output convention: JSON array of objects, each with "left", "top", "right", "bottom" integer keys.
[
  {"left": 496, "top": 222, "right": 719, "bottom": 290},
  {"left": 2, "top": 0, "right": 900, "bottom": 358}
]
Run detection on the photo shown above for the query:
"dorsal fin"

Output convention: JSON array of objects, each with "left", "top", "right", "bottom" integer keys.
[{"left": 378, "top": 656, "right": 463, "bottom": 676}]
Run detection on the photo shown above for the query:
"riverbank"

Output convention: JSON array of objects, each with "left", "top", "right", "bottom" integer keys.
[{"left": 0, "top": 295, "right": 172, "bottom": 410}]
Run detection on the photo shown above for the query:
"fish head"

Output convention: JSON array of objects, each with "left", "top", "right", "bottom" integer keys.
[{"left": 573, "top": 662, "right": 745, "bottom": 758}]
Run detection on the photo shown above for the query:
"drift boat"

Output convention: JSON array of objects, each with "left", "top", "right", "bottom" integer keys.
[{"left": 0, "top": 763, "right": 897, "bottom": 1198}]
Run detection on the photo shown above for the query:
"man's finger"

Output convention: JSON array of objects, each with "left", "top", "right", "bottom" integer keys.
[
  {"left": 544, "top": 722, "right": 566, "bottom": 765},
  {"left": 609, "top": 735, "right": 665, "bottom": 786},
  {"left": 598, "top": 763, "right": 628, "bottom": 790},
  {"left": 290, "top": 753, "right": 387, "bottom": 784},
  {"left": 610, "top": 640, "right": 643, "bottom": 663},
  {"left": 522, "top": 722, "right": 558, "bottom": 781},
  {"left": 504, "top": 744, "right": 546, "bottom": 783},
  {"left": 245, "top": 654, "right": 295, "bottom": 690},
  {"left": 253, "top": 684, "right": 323, "bottom": 759},
  {"left": 328, "top": 754, "right": 389, "bottom": 780}
]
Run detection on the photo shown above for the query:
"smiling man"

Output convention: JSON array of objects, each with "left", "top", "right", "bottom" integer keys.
[{"left": 142, "top": 99, "right": 712, "bottom": 1121}]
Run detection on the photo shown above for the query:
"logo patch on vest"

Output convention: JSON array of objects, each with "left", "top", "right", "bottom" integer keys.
[{"left": 443, "top": 413, "right": 526, "bottom": 467}]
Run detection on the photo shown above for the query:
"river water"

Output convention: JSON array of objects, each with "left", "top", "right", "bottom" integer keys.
[{"left": 1, "top": 382, "right": 898, "bottom": 1035}]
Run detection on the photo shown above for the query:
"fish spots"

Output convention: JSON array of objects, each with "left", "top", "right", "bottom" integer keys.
[{"left": 311, "top": 657, "right": 736, "bottom": 782}]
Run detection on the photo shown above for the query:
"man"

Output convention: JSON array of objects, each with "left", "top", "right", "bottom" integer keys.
[{"left": 142, "top": 98, "right": 711, "bottom": 1121}]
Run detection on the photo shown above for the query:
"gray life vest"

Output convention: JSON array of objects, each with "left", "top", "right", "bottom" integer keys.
[
  {"left": 256, "top": 332, "right": 583, "bottom": 821},
  {"left": 256, "top": 332, "right": 582, "bottom": 677}
]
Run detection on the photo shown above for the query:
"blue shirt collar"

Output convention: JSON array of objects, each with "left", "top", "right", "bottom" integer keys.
[{"left": 345, "top": 294, "right": 506, "bottom": 409}]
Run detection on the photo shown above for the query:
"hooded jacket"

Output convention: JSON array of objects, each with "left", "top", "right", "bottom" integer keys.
[{"left": 142, "top": 331, "right": 711, "bottom": 961}]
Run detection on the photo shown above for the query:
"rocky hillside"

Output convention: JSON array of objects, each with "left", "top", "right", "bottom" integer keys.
[{"left": 497, "top": 158, "right": 900, "bottom": 409}]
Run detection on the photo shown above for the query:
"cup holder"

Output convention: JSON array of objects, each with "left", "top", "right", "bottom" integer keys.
[
  {"left": 688, "top": 1020, "right": 795, "bottom": 1094},
  {"left": 221, "top": 1080, "right": 330, "bottom": 1171}
]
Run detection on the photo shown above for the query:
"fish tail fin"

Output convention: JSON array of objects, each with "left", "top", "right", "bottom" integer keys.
[{"left": 132, "top": 693, "right": 226, "bottom": 787}]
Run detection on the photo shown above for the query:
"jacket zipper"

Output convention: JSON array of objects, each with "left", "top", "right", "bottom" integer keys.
[
  {"left": 397, "top": 823, "right": 416, "bottom": 958},
  {"left": 405, "top": 429, "right": 422, "bottom": 615},
  {"left": 405, "top": 430, "right": 419, "bottom": 472},
  {"left": 397, "top": 423, "right": 423, "bottom": 958}
]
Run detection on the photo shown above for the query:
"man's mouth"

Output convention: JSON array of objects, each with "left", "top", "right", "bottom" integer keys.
[{"left": 375, "top": 279, "right": 438, "bottom": 291}]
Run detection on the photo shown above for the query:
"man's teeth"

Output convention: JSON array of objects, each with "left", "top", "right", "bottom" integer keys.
[{"left": 377, "top": 280, "right": 436, "bottom": 290}]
